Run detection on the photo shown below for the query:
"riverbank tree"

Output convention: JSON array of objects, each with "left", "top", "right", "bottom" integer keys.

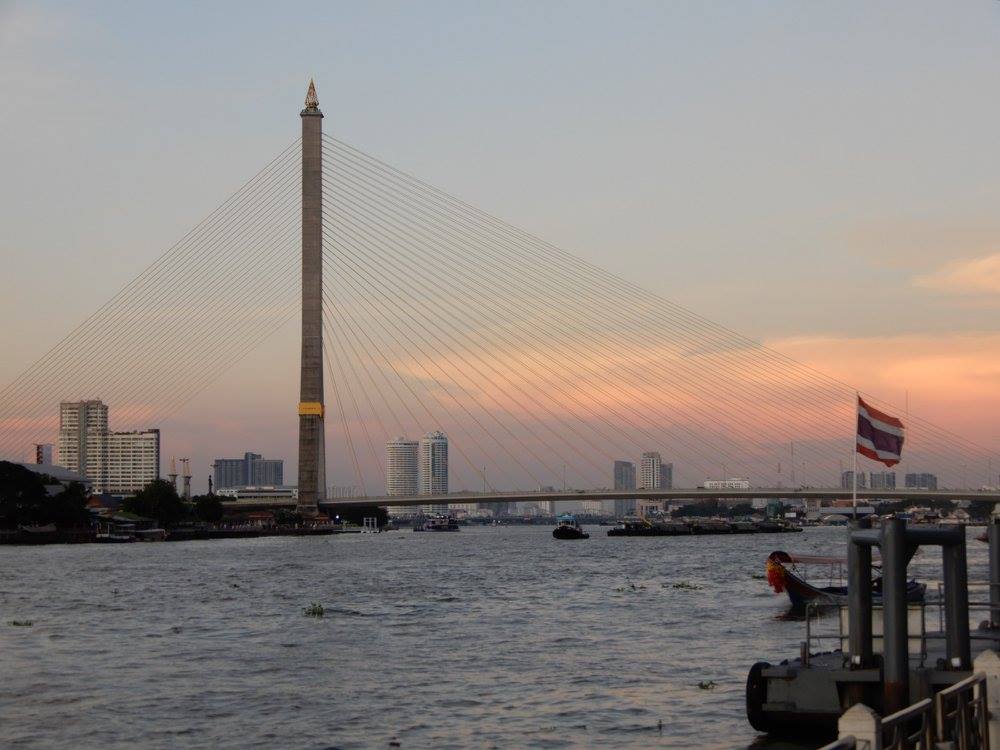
[
  {"left": 122, "top": 479, "right": 187, "bottom": 527},
  {"left": 0, "top": 461, "right": 90, "bottom": 528}
]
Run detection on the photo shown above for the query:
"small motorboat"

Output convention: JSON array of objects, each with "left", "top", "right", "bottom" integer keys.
[
  {"left": 553, "top": 514, "right": 589, "bottom": 540},
  {"left": 766, "top": 550, "right": 926, "bottom": 608}
]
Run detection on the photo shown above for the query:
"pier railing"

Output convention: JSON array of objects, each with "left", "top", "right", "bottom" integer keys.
[
  {"left": 801, "top": 602, "right": 929, "bottom": 666},
  {"left": 881, "top": 698, "right": 934, "bottom": 749},
  {"left": 820, "top": 698, "right": 935, "bottom": 750},
  {"left": 818, "top": 664, "right": 992, "bottom": 750},
  {"left": 935, "top": 671, "right": 989, "bottom": 749}
]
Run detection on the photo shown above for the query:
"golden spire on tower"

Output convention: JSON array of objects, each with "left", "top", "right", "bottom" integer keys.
[{"left": 304, "top": 79, "right": 319, "bottom": 111}]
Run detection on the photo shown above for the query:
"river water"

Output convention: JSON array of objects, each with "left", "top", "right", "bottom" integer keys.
[{"left": 0, "top": 525, "right": 989, "bottom": 749}]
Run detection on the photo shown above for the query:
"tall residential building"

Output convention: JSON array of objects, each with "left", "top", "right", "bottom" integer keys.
[
  {"left": 869, "top": 471, "right": 897, "bottom": 490},
  {"left": 213, "top": 452, "right": 284, "bottom": 490},
  {"left": 420, "top": 431, "right": 449, "bottom": 515},
  {"left": 614, "top": 460, "right": 636, "bottom": 490},
  {"left": 905, "top": 472, "right": 938, "bottom": 491},
  {"left": 660, "top": 462, "right": 674, "bottom": 490},
  {"left": 58, "top": 399, "right": 109, "bottom": 481},
  {"left": 386, "top": 438, "right": 419, "bottom": 496},
  {"left": 57, "top": 400, "right": 159, "bottom": 495},
  {"left": 420, "top": 430, "right": 448, "bottom": 514},
  {"left": 841, "top": 470, "right": 868, "bottom": 490},
  {"left": 639, "top": 452, "right": 662, "bottom": 489},
  {"left": 251, "top": 458, "right": 284, "bottom": 486},
  {"left": 213, "top": 459, "right": 245, "bottom": 490},
  {"left": 419, "top": 431, "right": 449, "bottom": 494},
  {"left": 105, "top": 430, "right": 160, "bottom": 496},
  {"left": 613, "top": 460, "right": 636, "bottom": 517}
]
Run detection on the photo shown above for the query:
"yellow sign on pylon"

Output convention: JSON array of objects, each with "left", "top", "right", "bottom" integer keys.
[{"left": 298, "top": 401, "right": 324, "bottom": 417}]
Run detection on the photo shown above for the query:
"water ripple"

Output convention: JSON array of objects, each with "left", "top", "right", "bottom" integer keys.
[{"left": 1, "top": 526, "right": 987, "bottom": 748}]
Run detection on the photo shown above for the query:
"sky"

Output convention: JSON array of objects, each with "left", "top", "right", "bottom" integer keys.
[{"left": 2, "top": 1, "right": 999, "bottom": 492}]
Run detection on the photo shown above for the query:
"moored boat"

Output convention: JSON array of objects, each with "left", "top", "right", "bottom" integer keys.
[
  {"left": 552, "top": 514, "right": 589, "bottom": 540},
  {"left": 766, "top": 550, "right": 926, "bottom": 607},
  {"left": 607, "top": 517, "right": 690, "bottom": 536}
]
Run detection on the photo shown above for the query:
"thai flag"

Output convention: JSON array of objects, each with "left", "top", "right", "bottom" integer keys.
[{"left": 856, "top": 396, "right": 905, "bottom": 467}]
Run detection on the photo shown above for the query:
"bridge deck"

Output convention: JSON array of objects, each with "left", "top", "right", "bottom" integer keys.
[{"left": 217, "top": 487, "right": 1000, "bottom": 511}]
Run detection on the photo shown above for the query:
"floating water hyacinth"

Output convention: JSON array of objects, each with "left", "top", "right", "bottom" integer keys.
[
  {"left": 671, "top": 581, "right": 704, "bottom": 590},
  {"left": 303, "top": 602, "right": 325, "bottom": 618},
  {"left": 698, "top": 680, "right": 717, "bottom": 690}
]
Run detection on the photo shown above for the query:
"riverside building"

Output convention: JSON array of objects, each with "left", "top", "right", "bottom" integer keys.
[
  {"left": 213, "top": 452, "right": 284, "bottom": 490},
  {"left": 869, "top": 471, "right": 897, "bottom": 490},
  {"left": 420, "top": 431, "right": 449, "bottom": 515},
  {"left": 386, "top": 437, "right": 419, "bottom": 517},
  {"left": 639, "top": 452, "right": 662, "bottom": 489},
  {"left": 56, "top": 400, "right": 160, "bottom": 496},
  {"left": 613, "top": 460, "right": 636, "bottom": 516},
  {"left": 905, "top": 472, "right": 939, "bottom": 491}
]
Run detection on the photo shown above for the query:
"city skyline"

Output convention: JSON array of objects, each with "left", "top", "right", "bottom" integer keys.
[{"left": 1, "top": 3, "right": 999, "bottom": 495}]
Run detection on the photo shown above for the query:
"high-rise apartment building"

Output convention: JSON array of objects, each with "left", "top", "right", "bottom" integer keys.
[
  {"left": 386, "top": 438, "right": 419, "bottom": 496},
  {"left": 614, "top": 460, "right": 636, "bottom": 490},
  {"left": 57, "top": 400, "right": 159, "bottom": 495},
  {"left": 213, "top": 452, "right": 284, "bottom": 490},
  {"left": 105, "top": 430, "right": 160, "bottom": 496},
  {"left": 250, "top": 458, "right": 284, "bottom": 486},
  {"left": 905, "top": 472, "right": 938, "bottom": 491},
  {"left": 869, "top": 471, "right": 896, "bottom": 490},
  {"left": 660, "top": 462, "right": 673, "bottom": 490},
  {"left": 613, "top": 460, "right": 636, "bottom": 517},
  {"left": 214, "top": 459, "right": 245, "bottom": 490},
  {"left": 639, "top": 451, "right": 662, "bottom": 489},
  {"left": 420, "top": 430, "right": 449, "bottom": 515},
  {"left": 58, "top": 400, "right": 108, "bottom": 480},
  {"left": 841, "top": 470, "right": 868, "bottom": 490}
]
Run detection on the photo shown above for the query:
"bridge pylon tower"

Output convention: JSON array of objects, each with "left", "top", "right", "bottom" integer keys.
[{"left": 297, "top": 79, "right": 326, "bottom": 515}]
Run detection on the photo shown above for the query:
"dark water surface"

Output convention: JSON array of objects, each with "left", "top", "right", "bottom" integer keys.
[{"left": 0, "top": 525, "right": 988, "bottom": 749}]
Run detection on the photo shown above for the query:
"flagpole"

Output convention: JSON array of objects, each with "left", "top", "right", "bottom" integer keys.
[{"left": 853, "top": 393, "right": 858, "bottom": 517}]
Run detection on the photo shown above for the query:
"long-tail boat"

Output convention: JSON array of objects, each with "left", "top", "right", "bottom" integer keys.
[{"left": 765, "top": 550, "right": 926, "bottom": 607}]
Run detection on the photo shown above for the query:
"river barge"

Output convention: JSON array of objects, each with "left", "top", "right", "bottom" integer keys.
[
  {"left": 413, "top": 516, "right": 460, "bottom": 532},
  {"left": 607, "top": 517, "right": 802, "bottom": 537}
]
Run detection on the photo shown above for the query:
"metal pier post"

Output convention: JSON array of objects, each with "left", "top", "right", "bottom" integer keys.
[
  {"left": 943, "top": 533, "right": 971, "bottom": 669},
  {"left": 848, "top": 517, "right": 873, "bottom": 668},
  {"left": 882, "top": 517, "right": 909, "bottom": 714},
  {"left": 990, "top": 512, "right": 1000, "bottom": 629}
]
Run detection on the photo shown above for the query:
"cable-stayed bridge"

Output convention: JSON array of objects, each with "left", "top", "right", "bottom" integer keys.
[
  {"left": 1, "top": 82, "right": 998, "bottom": 509},
  {"left": 214, "top": 488, "right": 1000, "bottom": 515}
]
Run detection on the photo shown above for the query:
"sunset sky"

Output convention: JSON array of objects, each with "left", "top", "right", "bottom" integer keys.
[{"left": 2, "top": 1, "right": 999, "bottom": 492}]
